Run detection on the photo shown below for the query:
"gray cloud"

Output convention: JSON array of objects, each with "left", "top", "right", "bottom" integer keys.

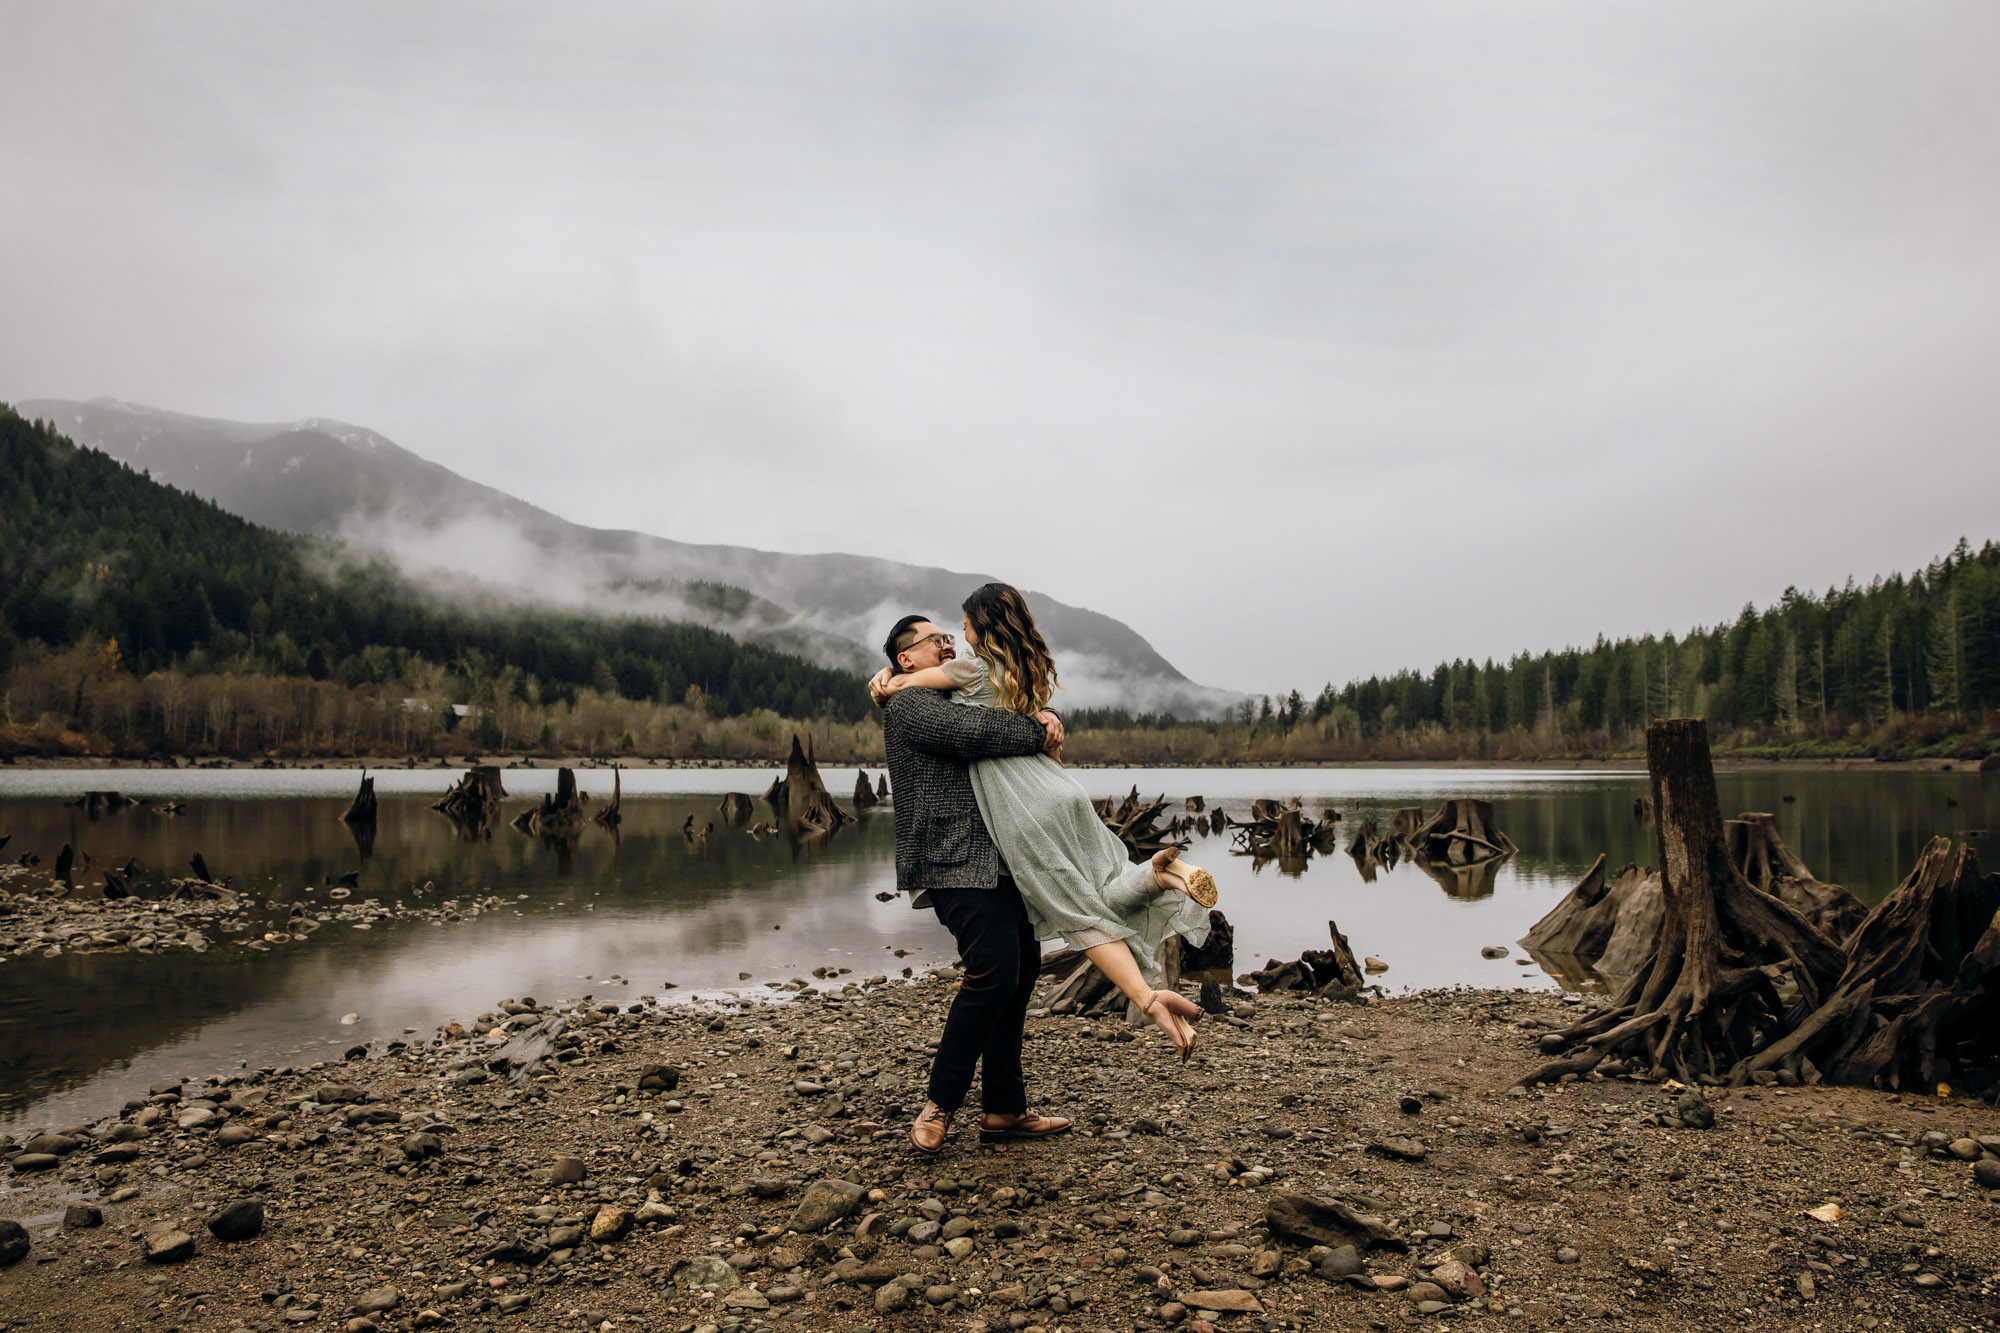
[{"left": 4, "top": 1, "right": 1999, "bottom": 697}]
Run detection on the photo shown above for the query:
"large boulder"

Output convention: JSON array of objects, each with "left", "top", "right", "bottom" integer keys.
[
  {"left": 207, "top": 1200, "right": 265, "bottom": 1241},
  {"left": 143, "top": 1227, "right": 196, "bottom": 1264},
  {"left": 788, "top": 1179, "right": 865, "bottom": 1234}
]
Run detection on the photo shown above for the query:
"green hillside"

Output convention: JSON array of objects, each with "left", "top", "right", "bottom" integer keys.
[{"left": 0, "top": 404, "right": 869, "bottom": 723}]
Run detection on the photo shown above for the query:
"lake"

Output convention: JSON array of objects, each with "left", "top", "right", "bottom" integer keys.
[{"left": 1, "top": 762, "right": 1992, "bottom": 1131}]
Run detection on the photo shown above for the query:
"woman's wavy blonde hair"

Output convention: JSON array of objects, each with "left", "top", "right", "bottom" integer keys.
[{"left": 963, "top": 582, "right": 1060, "bottom": 715}]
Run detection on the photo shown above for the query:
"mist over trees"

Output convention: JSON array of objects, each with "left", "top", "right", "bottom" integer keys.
[{"left": 0, "top": 405, "right": 870, "bottom": 756}]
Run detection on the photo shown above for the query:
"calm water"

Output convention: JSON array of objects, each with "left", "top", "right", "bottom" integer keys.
[{"left": 0, "top": 763, "right": 1992, "bottom": 1131}]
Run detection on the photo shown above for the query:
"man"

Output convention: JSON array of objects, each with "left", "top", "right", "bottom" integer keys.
[{"left": 877, "top": 613, "right": 1073, "bottom": 1154}]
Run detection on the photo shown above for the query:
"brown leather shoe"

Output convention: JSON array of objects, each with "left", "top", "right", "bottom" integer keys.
[
  {"left": 910, "top": 1102, "right": 952, "bottom": 1154},
  {"left": 978, "top": 1110, "right": 1073, "bottom": 1143}
]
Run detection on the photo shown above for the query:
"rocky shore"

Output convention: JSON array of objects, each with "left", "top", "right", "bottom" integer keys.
[
  {"left": 3, "top": 975, "right": 1998, "bottom": 1333},
  {"left": 0, "top": 862, "right": 534, "bottom": 962}
]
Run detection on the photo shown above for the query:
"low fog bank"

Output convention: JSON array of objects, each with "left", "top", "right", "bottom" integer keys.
[
  {"left": 340, "top": 505, "right": 1238, "bottom": 715},
  {"left": 23, "top": 398, "right": 1238, "bottom": 717}
]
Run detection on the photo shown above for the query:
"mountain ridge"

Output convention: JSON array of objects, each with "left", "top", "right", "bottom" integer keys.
[{"left": 22, "top": 397, "right": 1230, "bottom": 712}]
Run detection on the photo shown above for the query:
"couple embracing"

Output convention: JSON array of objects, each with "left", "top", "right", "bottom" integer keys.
[{"left": 873, "top": 583, "right": 1218, "bottom": 1155}]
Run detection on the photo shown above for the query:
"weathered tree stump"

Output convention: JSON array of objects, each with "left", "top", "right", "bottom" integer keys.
[
  {"left": 1096, "top": 787, "right": 1180, "bottom": 862},
  {"left": 766, "top": 735, "right": 854, "bottom": 837},
  {"left": 1185, "top": 795, "right": 1206, "bottom": 813},
  {"left": 1345, "top": 818, "right": 1396, "bottom": 873},
  {"left": 719, "top": 792, "right": 754, "bottom": 825},
  {"left": 434, "top": 767, "right": 507, "bottom": 831},
  {"left": 1230, "top": 797, "right": 1326, "bottom": 871},
  {"left": 515, "top": 768, "right": 587, "bottom": 837},
  {"left": 853, "top": 770, "right": 879, "bottom": 809},
  {"left": 1516, "top": 719, "right": 1848, "bottom": 1088},
  {"left": 1044, "top": 953, "right": 1120, "bottom": 1016},
  {"left": 1405, "top": 799, "right": 1516, "bottom": 865},
  {"left": 1724, "top": 811, "right": 1866, "bottom": 943},
  {"left": 591, "top": 769, "right": 622, "bottom": 828},
  {"left": 342, "top": 773, "right": 377, "bottom": 824},
  {"left": 1247, "top": 920, "right": 1368, "bottom": 1001},
  {"left": 1390, "top": 807, "right": 1425, "bottom": 843},
  {"left": 1521, "top": 855, "right": 1644, "bottom": 958},
  {"left": 1180, "top": 909, "right": 1234, "bottom": 975},
  {"left": 54, "top": 842, "right": 74, "bottom": 886},
  {"left": 1741, "top": 838, "right": 1999, "bottom": 1090},
  {"left": 1725, "top": 812, "right": 1813, "bottom": 891},
  {"left": 1519, "top": 855, "right": 1664, "bottom": 985}
]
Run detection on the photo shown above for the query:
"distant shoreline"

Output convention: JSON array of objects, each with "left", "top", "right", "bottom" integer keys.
[{"left": 0, "top": 752, "right": 1980, "bottom": 773}]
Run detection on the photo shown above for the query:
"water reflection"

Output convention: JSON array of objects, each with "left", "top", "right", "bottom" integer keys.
[{"left": 0, "top": 764, "right": 1991, "bottom": 1130}]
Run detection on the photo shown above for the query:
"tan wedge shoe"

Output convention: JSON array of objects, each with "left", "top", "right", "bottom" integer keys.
[
  {"left": 1160, "top": 853, "right": 1219, "bottom": 909},
  {"left": 1141, "top": 993, "right": 1199, "bottom": 1065}
]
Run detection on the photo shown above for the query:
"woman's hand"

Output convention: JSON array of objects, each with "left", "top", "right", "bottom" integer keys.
[{"left": 868, "top": 667, "right": 904, "bottom": 706}]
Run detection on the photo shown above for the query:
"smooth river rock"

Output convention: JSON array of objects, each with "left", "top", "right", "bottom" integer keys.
[
  {"left": 143, "top": 1228, "right": 196, "bottom": 1264},
  {"left": 669, "top": 1255, "right": 740, "bottom": 1291},
  {"left": 0, "top": 1220, "right": 28, "bottom": 1267}
]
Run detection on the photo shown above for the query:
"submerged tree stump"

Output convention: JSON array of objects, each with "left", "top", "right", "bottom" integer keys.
[
  {"left": 853, "top": 770, "right": 879, "bottom": 810},
  {"left": 592, "top": 769, "right": 622, "bottom": 828},
  {"left": 434, "top": 767, "right": 507, "bottom": 832},
  {"left": 1405, "top": 799, "right": 1516, "bottom": 865},
  {"left": 342, "top": 773, "right": 377, "bottom": 824},
  {"left": 1230, "top": 797, "right": 1333, "bottom": 870},
  {"left": 1097, "top": 787, "right": 1180, "bottom": 862},
  {"left": 1345, "top": 818, "right": 1397, "bottom": 875},
  {"left": 766, "top": 735, "right": 854, "bottom": 838},
  {"left": 515, "top": 768, "right": 587, "bottom": 837},
  {"left": 719, "top": 792, "right": 754, "bottom": 825},
  {"left": 1517, "top": 718, "right": 1848, "bottom": 1088}
]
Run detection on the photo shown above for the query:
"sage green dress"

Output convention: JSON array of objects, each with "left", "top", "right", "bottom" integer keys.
[{"left": 941, "top": 655, "right": 1210, "bottom": 986}]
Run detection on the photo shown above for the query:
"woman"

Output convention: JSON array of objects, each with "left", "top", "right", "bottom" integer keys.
[{"left": 872, "top": 583, "right": 1214, "bottom": 1060}]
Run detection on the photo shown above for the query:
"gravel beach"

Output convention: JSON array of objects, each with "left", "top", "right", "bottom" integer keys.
[{"left": 3, "top": 969, "right": 1997, "bottom": 1333}]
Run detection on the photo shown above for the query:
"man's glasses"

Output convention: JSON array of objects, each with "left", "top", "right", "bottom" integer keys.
[{"left": 902, "top": 632, "right": 954, "bottom": 653}]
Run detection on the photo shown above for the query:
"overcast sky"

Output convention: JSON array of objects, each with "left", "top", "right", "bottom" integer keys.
[{"left": 5, "top": 2, "right": 1999, "bottom": 696}]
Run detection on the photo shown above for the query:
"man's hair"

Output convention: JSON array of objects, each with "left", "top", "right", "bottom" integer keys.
[{"left": 882, "top": 614, "right": 933, "bottom": 669}]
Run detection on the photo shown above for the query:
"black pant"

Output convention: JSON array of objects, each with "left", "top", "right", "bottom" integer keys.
[{"left": 926, "top": 877, "right": 1039, "bottom": 1115}]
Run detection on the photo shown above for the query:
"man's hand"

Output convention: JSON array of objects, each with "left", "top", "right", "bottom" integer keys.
[
  {"left": 868, "top": 667, "right": 896, "bottom": 707},
  {"left": 1034, "top": 710, "right": 1065, "bottom": 755}
]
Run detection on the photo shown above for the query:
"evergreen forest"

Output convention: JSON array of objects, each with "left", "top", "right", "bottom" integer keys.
[
  {"left": 1066, "top": 540, "right": 2000, "bottom": 763},
  {"left": 0, "top": 405, "right": 870, "bottom": 757}
]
